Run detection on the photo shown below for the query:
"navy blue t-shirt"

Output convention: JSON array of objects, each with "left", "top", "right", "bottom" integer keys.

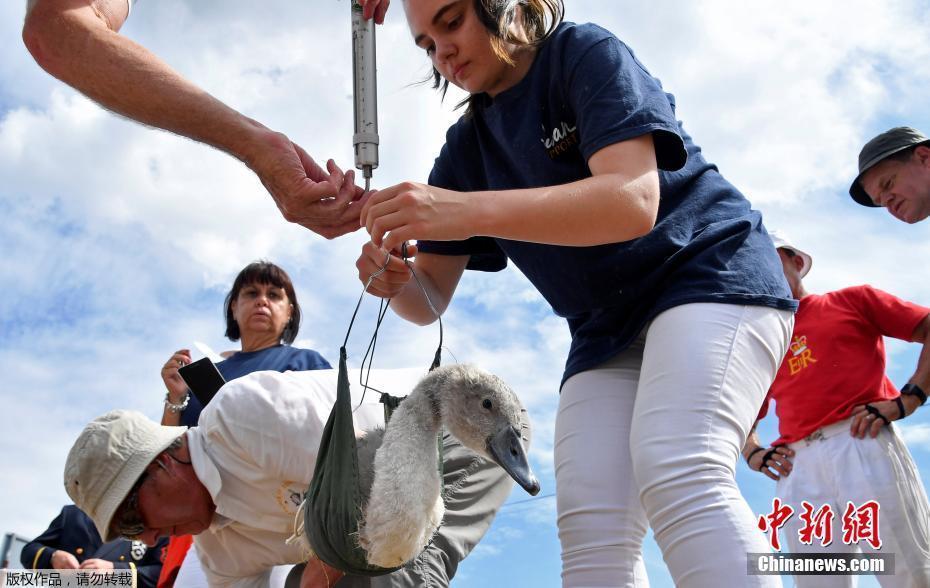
[
  {"left": 417, "top": 22, "right": 796, "bottom": 385},
  {"left": 180, "top": 344, "right": 331, "bottom": 426}
]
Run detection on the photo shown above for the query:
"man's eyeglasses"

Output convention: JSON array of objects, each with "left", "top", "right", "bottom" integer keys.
[
  {"left": 109, "top": 472, "right": 148, "bottom": 540},
  {"left": 108, "top": 447, "right": 189, "bottom": 540}
]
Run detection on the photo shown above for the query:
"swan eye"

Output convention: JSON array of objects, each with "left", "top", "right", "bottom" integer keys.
[{"left": 482, "top": 399, "right": 493, "bottom": 410}]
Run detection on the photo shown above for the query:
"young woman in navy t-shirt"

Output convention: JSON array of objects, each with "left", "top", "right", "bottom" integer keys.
[{"left": 357, "top": 1, "right": 795, "bottom": 585}]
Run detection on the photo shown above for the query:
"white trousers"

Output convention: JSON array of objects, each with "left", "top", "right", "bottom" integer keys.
[
  {"left": 556, "top": 303, "right": 794, "bottom": 587},
  {"left": 778, "top": 420, "right": 930, "bottom": 588}
]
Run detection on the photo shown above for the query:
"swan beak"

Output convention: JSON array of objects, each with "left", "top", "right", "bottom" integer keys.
[{"left": 487, "top": 425, "right": 540, "bottom": 496}]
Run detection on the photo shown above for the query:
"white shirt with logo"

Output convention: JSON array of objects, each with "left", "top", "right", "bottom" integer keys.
[{"left": 187, "top": 367, "right": 425, "bottom": 587}]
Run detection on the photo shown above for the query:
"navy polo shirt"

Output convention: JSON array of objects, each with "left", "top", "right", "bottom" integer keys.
[
  {"left": 417, "top": 22, "right": 796, "bottom": 385},
  {"left": 180, "top": 345, "right": 331, "bottom": 426}
]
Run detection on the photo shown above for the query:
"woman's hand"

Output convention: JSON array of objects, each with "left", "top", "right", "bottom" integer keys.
[
  {"left": 161, "top": 349, "right": 192, "bottom": 402},
  {"left": 360, "top": 182, "right": 472, "bottom": 252},
  {"left": 356, "top": 241, "right": 418, "bottom": 299}
]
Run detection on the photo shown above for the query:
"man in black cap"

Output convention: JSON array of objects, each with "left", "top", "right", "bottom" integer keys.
[{"left": 850, "top": 126, "right": 930, "bottom": 223}]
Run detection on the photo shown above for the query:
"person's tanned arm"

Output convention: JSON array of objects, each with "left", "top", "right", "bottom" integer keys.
[
  {"left": 851, "top": 313, "right": 930, "bottom": 438},
  {"left": 22, "top": 0, "right": 386, "bottom": 238},
  {"left": 906, "top": 313, "right": 930, "bottom": 393}
]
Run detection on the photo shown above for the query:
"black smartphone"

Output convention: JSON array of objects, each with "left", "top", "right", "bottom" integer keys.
[{"left": 178, "top": 357, "right": 227, "bottom": 407}]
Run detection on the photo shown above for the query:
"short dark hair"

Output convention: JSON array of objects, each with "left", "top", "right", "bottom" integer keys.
[
  {"left": 223, "top": 261, "right": 301, "bottom": 344},
  {"left": 427, "top": 0, "right": 564, "bottom": 111}
]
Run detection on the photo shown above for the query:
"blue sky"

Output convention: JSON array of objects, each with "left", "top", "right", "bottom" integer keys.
[{"left": 2, "top": 1, "right": 930, "bottom": 587}]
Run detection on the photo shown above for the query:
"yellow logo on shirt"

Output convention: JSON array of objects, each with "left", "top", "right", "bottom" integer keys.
[
  {"left": 276, "top": 481, "right": 306, "bottom": 515},
  {"left": 788, "top": 335, "right": 817, "bottom": 375}
]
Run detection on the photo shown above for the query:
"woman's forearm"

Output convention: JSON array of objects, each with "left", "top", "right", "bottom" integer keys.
[
  {"left": 387, "top": 255, "right": 466, "bottom": 326},
  {"left": 387, "top": 278, "right": 444, "bottom": 326},
  {"left": 363, "top": 134, "right": 662, "bottom": 252},
  {"left": 358, "top": 250, "right": 467, "bottom": 326},
  {"left": 466, "top": 171, "right": 659, "bottom": 246}
]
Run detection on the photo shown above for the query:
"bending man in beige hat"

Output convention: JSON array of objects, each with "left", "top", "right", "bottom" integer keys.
[{"left": 63, "top": 369, "right": 523, "bottom": 588}]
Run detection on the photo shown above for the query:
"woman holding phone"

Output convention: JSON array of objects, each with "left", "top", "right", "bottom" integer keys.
[
  {"left": 159, "top": 260, "right": 330, "bottom": 428},
  {"left": 356, "top": 1, "right": 795, "bottom": 586}
]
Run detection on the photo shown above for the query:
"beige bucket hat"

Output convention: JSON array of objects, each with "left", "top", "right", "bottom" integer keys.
[{"left": 64, "top": 410, "right": 186, "bottom": 541}]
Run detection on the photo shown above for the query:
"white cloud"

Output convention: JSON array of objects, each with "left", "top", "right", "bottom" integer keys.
[
  {"left": 2, "top": 0, "right": 930, "bottom": 585},
  {"left": 497, "top": 495, "right": 558, "bottom": 528},
  {"left": 569, "top": 0, "right": 930, "bottom": 207},
  {"left": 467, "top": 542, "right": 502, "bottom": 559},
  {"left": 898, "top": 423, "right": 930, "bottom": 449}
]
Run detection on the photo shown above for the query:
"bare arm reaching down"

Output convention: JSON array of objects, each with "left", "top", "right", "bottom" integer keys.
[{"left": 22, "top": 0, "right": 393, "bottom": 238}]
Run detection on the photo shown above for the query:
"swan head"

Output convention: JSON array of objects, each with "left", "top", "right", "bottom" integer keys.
[{"left": 419, "top": 364, "right": 540, "bottom": 496}]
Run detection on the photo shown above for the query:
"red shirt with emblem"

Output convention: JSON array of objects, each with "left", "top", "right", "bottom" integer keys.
[{"left": 759, "top": 285, "right": 928, "bottom": 445}]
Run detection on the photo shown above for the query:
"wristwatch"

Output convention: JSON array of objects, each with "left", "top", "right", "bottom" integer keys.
[{"left": 900, "top": 383, "right": 928, "bottom": 406}]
